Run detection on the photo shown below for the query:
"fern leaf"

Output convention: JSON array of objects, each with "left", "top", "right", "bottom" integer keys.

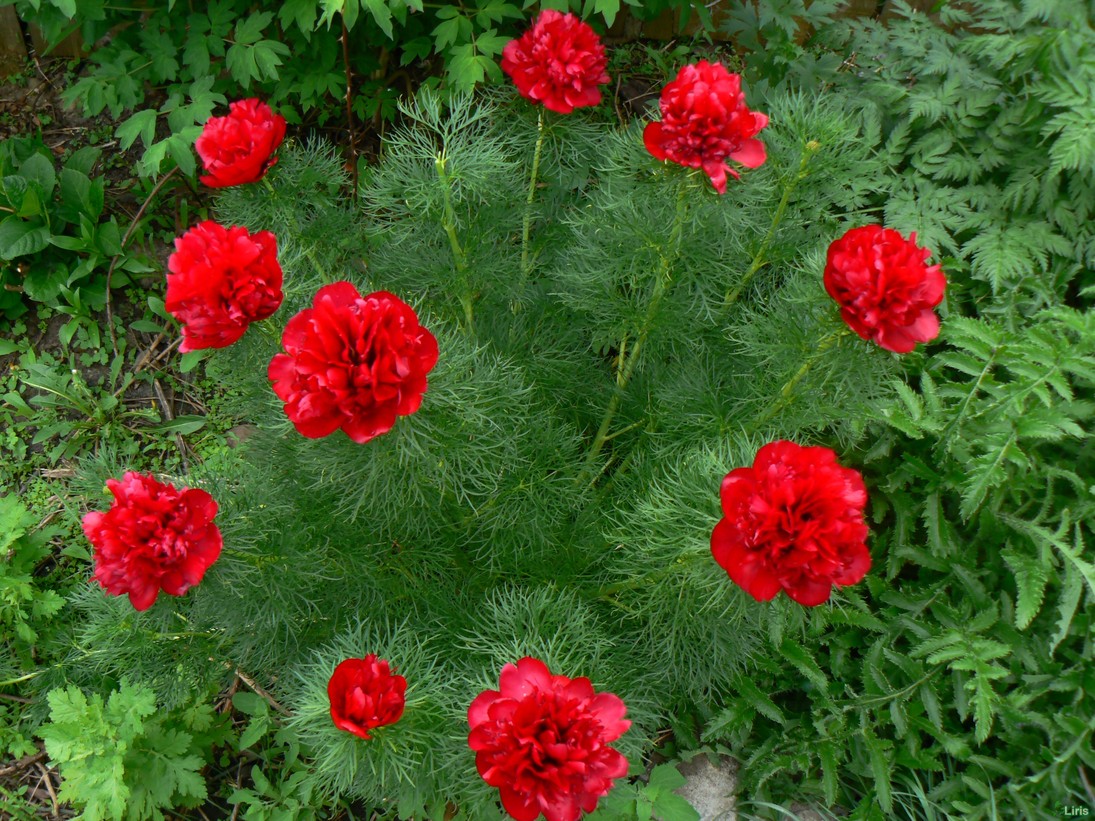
[
  {"left": 969, "top": 671, "right": 998, "bottom": 744},
  {"left": 779, "top": 638, "right": 828, "bottom": 691},
  {"left": 1050, "top": 560, "right": 1083, "bottom": 655},
  {"left": 1002, "top": 546, "right": 1050, "bottom": 629},
  {"left": 863, "top": 725, "right": 894, "bottom": 813}
]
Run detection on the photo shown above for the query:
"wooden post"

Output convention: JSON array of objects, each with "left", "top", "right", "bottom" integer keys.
[
  {"left": 28, "top": 23, "right": 83, "bottom": 59},
  {"left": 0, "top": 6, "right": 27, "bottom": 78}
]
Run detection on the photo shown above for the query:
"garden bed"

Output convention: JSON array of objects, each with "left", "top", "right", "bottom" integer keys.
[{"left": 1, "top": 2, "right": 1093, "bottom": 820}]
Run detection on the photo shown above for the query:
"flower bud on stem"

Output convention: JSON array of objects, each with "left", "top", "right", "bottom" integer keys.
[
  {"left": 722, "top": 140, "right": 820, "bottom": 311},
  {"left": 434, "top": 152, "right": 476, "bottom": 335}
]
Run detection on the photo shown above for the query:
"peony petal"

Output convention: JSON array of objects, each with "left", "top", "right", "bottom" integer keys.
[
  {"left": 643, "top": 122, "right": 668, "bottom": 161},
  {"left": 499, "top": 786, "right": 542, "bottom": 821},
  {"left": 502, "top": 657, "right": 553, "bottom": 699},
  {"left": 783, "top": 577, "right": 833, "bottom": 607},
  {"left": 468, "top": 690, "right": 500, "bottom": 729},
  {"left": 729, "top": 138, "right": 767, "bottom": 169}
]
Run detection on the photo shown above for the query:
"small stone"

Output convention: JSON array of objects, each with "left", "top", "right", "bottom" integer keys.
[{"left": 674, "top": 755, "right": 737, "bottom": 820}]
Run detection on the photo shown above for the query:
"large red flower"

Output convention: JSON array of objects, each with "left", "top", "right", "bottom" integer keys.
[
  {"left": 268, "top": 282, "right": 439, "bottom": 443},
  {"left": 710, "top": 441, "right": 870, "bottom": 607},
  {"left": 501, "top": 10, "right": 610, "bottom": 114},
  {"left": 165, "top": 221, "right": 284, "bottom": 352},
  {"left": 824, "top": 225, "right": 946, "bottom": 353},
  {"left": 81, "top": 472, "right": 222, "bottom": 611},
  {"left": 328, "top": 655, "right": 407, "bottom": 740},
  {"left": 196, "top": 98, "right": 286, "bottom": 188},
  {"left": 643, "top": 61, "right": 768, "bottom": 194},
  {"left": 468, "top": 657, "right": 630, "bottom": 821}
]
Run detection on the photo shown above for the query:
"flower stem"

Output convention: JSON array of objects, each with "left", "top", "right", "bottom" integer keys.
[
  {"left": 723, "top": 140, "right": 820, "bottom": 311},
  {"left": 580, "top": 178, "right": 691, "bottom": 482},
  {"left": 518, "top": 110, "right": 546, "bottom": 292},
  {"left": 262, "top": 177, "right": 331, "bottom": 282},
  {"left": 598, "top": 550, "right": 707, "bottom": 600},
  {"left": 750, "top": 325, "right": 852, "bottom": 431},
  {"left": 435, "top": 152, "right": 475, "bottom": 334}
]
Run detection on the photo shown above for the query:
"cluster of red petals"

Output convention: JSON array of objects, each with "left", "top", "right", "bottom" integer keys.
[
  {"left": 710, "top": 441, "right": 870, "bottom": 607},
  {"left": 268, "top": 282, "right": 439, "bottom": 444},
  {"left": 644, "top": 61, "right": 768, "bottom": 194},
  {"left": 165, "top": 221, "right": 284, "bottom": 352},
  {"left": 468, "top": 657, "right": 630, "bottom": 821},
  {"left": 328, "top": 655, "right": 407, "bottom": 740},
  {"left": 501, "top": 10, "right": 610, "bottom": 114},
  {"left": 81, "top": 472, "right": 222, "bottom": 612},
  {"left": 196, "top": 98, "right": 286, "bottom": 188},
  {"left": 824, "top": 225, "right": 947, "bottom": 353}
]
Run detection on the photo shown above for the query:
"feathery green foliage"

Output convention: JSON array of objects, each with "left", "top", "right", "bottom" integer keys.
[{"left": 40, "top": 82, "right": 909, "bottom": 815}]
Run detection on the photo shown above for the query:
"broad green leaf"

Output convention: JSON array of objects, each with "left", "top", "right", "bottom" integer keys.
[
  {"left": 18, "top": 153, "right": 55, "bottom": 194},
  {"left": 235, "top": 11, "right": 274, "bottom": 45},
  {"left": 364, "top": 0, "right": 394, "bottom": 38},
  {"left": 0, "top": 217, "right": 50, "bottom": 259},
  {"left": 231, "top": 692, "right": 268, "bottom": 716},
  {"left": 145, "top": 415, "right": 207, "bottom": 435},
  {"left": 116, "top": 109, "right": 159, "bottom": 151}
]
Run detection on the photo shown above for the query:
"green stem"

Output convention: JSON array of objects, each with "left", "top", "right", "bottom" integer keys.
[
  {"left": 723, "top": 140, "right": 820, "bottom": 310},
  {"left": 581, "top": 178, "right": 691, "bottom": 481},
  {"left": 750, "top": 326, "right": 852, "bottom": 431},
  {"left": 598, "top": 550, "right": 707, "bottom": 600},
  {"left": 435, "top": 152, "right": 475, "bottom": 334},
  {"left": 518, "top": 110, "right": 546, "bottom": 290},
  {"left": 262, "top": 178, "right": 331, "bottom": 282}
]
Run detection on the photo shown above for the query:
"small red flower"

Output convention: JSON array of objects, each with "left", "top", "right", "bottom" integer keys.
[
  {"left": 328, "top": 655, "right": 407, "bottom": 740},
  {"left": 165, "top": 221, "right": 284, "bottom": 352},
  {"left": 710, "top": 441, "right": 870, "bottom": 607},
  {"left": 468, "top": 657, "right": 630, "bottom": 821},
  {"left": 81, "top": 472, "right": 222, "bottom": 611},
  {"left": 501, "top": 10, "right": 610, "bottom": 114},
  {"left": 824, "top": 225, "right": 946, "bottom": 353},
  {"left": 643, "top": 61, "right": 768, "bottom": 194},
  {"left": 268, "top": 282, "right": 439, "bottom": 443},
  {"left": 196, "top": 98, "right": 287, "bottom": 188}
]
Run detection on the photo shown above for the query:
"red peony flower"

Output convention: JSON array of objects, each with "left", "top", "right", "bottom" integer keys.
[
  {"left": 468, "top": 657, "right": 630, "bottom": 821},
  {"left": 710, "top": 441, "right": 870, "bottom": 607},
  {"left": 165, "top": 221, "right": 284, "bottom": 352},
  {"left": 823, "top": 225, "right": 946, "bottom": 353},
  {"left": 328, "top": 655, "right": 407, "bottom": 740},
  {"left": 81, "top": 472, "right": 222, "bottom": 611},
  {"left": 196, "top": 98, "right": 287, "bottom": 188},
  {"left": 268, "top": 282, "right": 439, "bottom": 444},
  {"left": 643, "top": 61, "right": 768, "bottom": 194},
  {"left": 501, "top": 10, "right": 610, "bottom": 114}
]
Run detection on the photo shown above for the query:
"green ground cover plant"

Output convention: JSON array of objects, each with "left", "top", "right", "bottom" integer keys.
[
  {"left": 4, "top": 0, "right": 714, "bottom": 179},
  {"left": 0, "top": 1, "right": 1091, "bottom": 819}
]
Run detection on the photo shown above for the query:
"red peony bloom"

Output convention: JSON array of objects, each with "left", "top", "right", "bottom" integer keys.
[
  {"left": 165, "top": 221, "right": 284, "bottom": 352},
  {"left": 501, "top": 10, "right": 610, "bottom": 114},
  {"left": 81, "top": 472, "right": 222, "bottom": 612},
  {"left": 823, "top": 225, "right": 946, "bottom": 353},
  {"left": 196, "top": 98, "right": 287, "bottom": 188},
  {"left": 268, "top": 282, "right": 439, "bottom": 444},
  {"left": 468, "top": 657, "right": 630, "bottom": 821},
  {"left": 328, "top": 655, "right": 407, "bottom": 740},
  {"left": 710, "top": 441, "right": 870, "bottom": 607},
  {"left": 643, "top": 61, "right": 768, "bottom": 194}
]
